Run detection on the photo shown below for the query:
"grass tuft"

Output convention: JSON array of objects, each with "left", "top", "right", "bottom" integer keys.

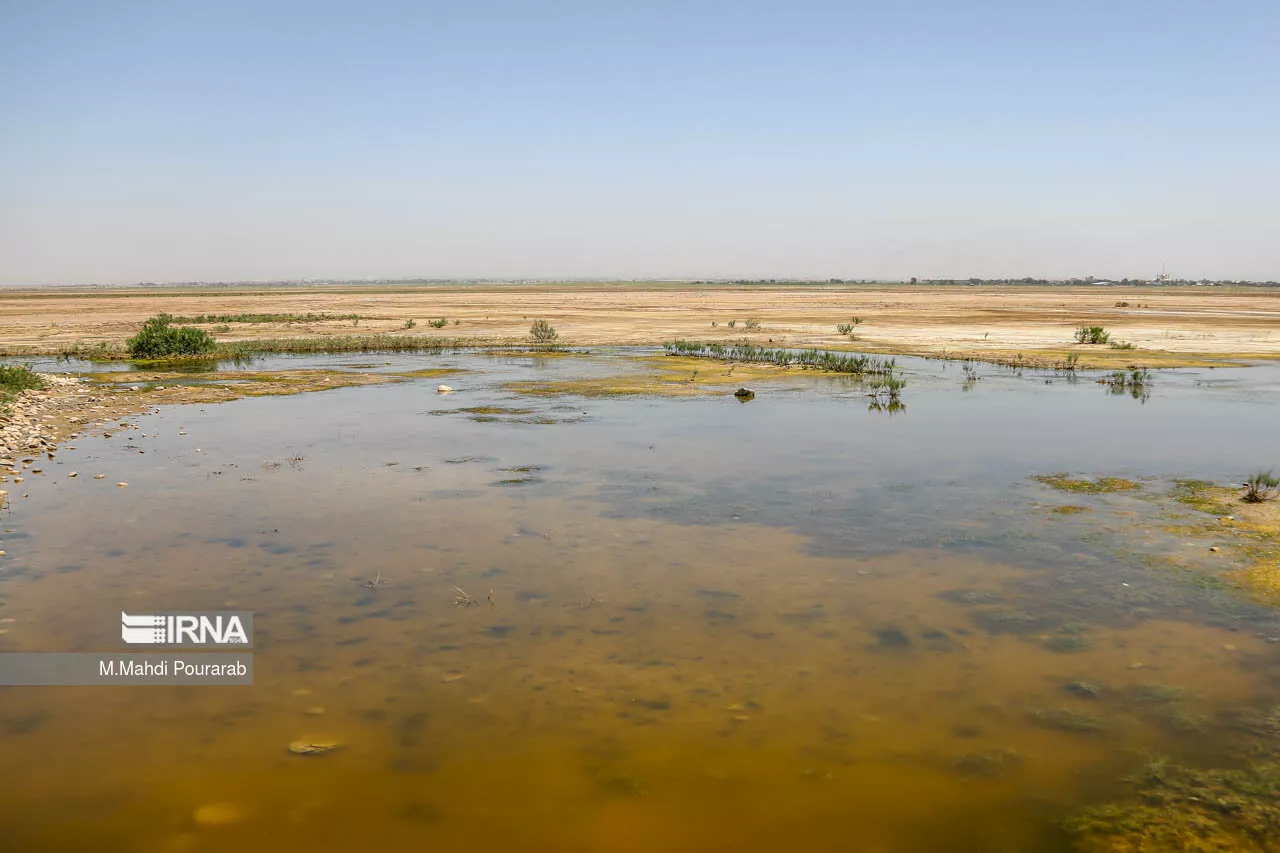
[{"left": 664, "top": 340, "right": 898, "bottom": 376}]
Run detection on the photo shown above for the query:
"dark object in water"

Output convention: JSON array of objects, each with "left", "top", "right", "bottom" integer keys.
[{"left": 733, "top": 387, "right": 755, "bottom": 399}]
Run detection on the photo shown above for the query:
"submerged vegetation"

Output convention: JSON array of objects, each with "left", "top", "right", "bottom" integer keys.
[
  {"left": 1066, "top": 758, "right": 1280, "bottom": 852},
  {"left": 1033, "top": 474, "right": 1143, "bottom": 494},
  {"left": 663, "top": 341, "right": 899, "bottom": 376},
  {"left": 126, "top": 314, "right": 216, "bottom": 358},
  {"left": 1102, "top": 367, "right": 1153, "bottom": 400}
]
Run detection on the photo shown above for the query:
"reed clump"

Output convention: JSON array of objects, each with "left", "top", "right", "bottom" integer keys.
[{"left": 663, "top": 340, "right": 898, "bottom": 376}]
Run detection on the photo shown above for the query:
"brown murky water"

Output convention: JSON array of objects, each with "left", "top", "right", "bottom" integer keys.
[{"left": 2, "top": 352, "right": 1280, "bottom": 852}]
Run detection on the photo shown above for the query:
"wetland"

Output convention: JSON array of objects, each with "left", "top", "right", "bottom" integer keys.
[{"left": 1, "top": 345, "right": 1279, "bottom": 852}]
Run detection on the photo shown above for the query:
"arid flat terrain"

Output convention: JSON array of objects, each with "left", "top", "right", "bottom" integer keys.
[{"left": 1, "top": 283, "right": 1278, "bottom": 365}]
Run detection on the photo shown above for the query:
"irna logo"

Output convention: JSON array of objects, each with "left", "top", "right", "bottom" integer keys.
[{"left": 121, "top": 612, "right": 253, "bottom": 647}]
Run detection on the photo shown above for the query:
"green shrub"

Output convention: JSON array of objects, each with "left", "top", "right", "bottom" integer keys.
[
  {"left": 0, "top": 364, "right": 46, "bottom": 401},
  {"left": 126, "top": 314, "right": 215, "bottom": 358},
  {"left": 836, "top": 318, "right": 863, "bottom": 336},
  {"left": 1244, "top": 470, "right": 1279, "bottom": 503},
  {"left": 404, "top": 319, "right": 417, "bottom": 330},
  {"left": 1074, "top": 326, "right": 1111, "bottom": 345},
  {"left": 529, "top": 319, "right": 558, "bottom": 342},
  {"left": 428, "top": 318, "right": 448, "bottom": 328}
]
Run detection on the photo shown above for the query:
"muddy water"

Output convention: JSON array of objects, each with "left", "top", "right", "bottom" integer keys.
[{"left": 2, "top": 352, "right": 1280, "bottom": 852}]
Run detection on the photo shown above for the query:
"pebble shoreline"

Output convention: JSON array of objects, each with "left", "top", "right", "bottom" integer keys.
[{"left": 0, "top": 373, "right": 154, "bottom": 460}]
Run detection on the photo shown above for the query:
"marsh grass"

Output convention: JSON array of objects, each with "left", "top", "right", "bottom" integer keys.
[
  {"left": 1244, "top": 470, "right": 1279, "bottom": 503},
  {"left": 663, "top": 340, "right": 898, "bottom": 376},
  {"left": 170, "top": 312, "right": 360, "bottom": 324},
  {"left": 743, "top": 319, "right": 761, "bottom": 330},
  {"left": 1102, "top": 368, "right": 1153, "bottom": 400}
]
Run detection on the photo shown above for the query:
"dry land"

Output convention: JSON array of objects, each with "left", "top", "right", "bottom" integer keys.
[{"left": 0, "top": 282, "right": 1277, "bottom": 367}]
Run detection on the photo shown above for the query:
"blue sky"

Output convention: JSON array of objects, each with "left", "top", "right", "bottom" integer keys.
[{"left": 2, "top": 0, "right": 1277, "bottom": 284}]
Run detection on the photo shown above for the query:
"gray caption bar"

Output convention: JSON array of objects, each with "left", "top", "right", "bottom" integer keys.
[{"left": 0, "top": 653, "right": 253, "bottom": 685}]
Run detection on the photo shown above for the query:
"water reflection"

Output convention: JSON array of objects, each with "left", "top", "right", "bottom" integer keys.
[{"left": 0, "top": 351, "right": 1277, "bottom": 851}]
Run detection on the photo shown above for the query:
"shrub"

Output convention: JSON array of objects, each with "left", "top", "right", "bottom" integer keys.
[
  {"left": 404, "top": 319, "right": 417, "bottom": 330},
  {"left": 836, "top": 318, "right": 863, "bottom": 335},
  {"left": 743, "top": 318, "right": 761, "bottom": 330},
  {"left": 126, "top": 314, "right": 215, "bottom": 358},
  {"left": 1074, "top": 326, "right": 1112, "bottom": 345},
  {"left": 0, "top": 364, "right": 46, "bottom": 401},
  {"left": 529, "top": 319, "right": 558, "bottom": 342},
  {"left": 1244, "top": 470, "right": 1279, "bottom": 503},
  {"left": 428, "top": 318, "right": 448, "bottom": 328}
]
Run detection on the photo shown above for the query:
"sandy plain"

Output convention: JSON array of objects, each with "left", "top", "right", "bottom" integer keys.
[{"left": 0, "top": 283, "right": 1277, "bottom": 366}]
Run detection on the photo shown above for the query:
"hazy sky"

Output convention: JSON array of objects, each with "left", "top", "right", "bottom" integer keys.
[{"left": 2, "top": 1, "right": 1277, "bottom": 284}]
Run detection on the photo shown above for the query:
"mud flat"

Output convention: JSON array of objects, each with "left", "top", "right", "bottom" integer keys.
[{"left": 1, "top": 283, "right": 1277, "bottom": 367}]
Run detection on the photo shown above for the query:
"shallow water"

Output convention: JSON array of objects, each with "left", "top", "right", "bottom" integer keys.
[{"left": 2, "top": 351, "right": 1280, "bottom": 852}]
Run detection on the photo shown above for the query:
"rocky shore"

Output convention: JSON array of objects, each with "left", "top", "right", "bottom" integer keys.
[{"left": 0, "top": 373, "right": 155, "bottom": 460}]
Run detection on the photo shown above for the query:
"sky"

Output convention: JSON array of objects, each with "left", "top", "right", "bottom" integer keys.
[{"left": 2, "top": 0, "right": 1278, "bottom": 285}]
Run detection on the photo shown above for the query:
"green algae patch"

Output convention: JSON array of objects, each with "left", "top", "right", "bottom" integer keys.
[
  {"left": 390, "top": 367, "right": 467, "bottom": 379},
  {"left": 1066, "top": 760, "right": 1280, "bottom": 852},
  {"left": 1048, "top": 505, "right": 1092, "bottom": 516},
  {"left": 1171, "top": 480, "right": 1240, "bottom": 517},
  {"left": 1159, "top": 481, "right": 1280, "bottom": 605},
  {"left": 1034, "top": 474, "right": 1143, "bottom": 494},
  {"left": 503, "top": 356, "right": 812, "bottom": 399}
]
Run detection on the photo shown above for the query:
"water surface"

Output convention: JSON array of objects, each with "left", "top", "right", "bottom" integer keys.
[{"left": 1, "top": 351, "right": 1279, "bottom": 852}]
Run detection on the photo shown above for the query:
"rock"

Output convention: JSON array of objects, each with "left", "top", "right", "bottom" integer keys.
[
  {"left": 94, "top": 474, "right": 105, "bottom": 479},
  {"left": 437, "top": 385, "right": 454, "bottom": 393},
  {"left": 13, "top": 478, "right": 22, "bottom": 484},
  {"left": 68, "top": 472, "right": 77, "bottom": 478},
  {"left": 288, "top": 739, "right": 343, "bottom": 756},
  {"left": 116, "top": 482, "right": 128, "bottom": 488},
  {"left": 1209, "top": 546, "right": 1220, "bottom": 553},
  {"left": 192, "top": 802, "right": 244, "bottom": 826},
  {"left": 733, "top": 387, "right": 755, "bottom": 399}
]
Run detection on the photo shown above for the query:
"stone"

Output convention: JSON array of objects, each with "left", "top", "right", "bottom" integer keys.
[
  {"left": 288, "top": 739, "right": 343, "bottom": 756},
  {"left": 94, "top": 474, "right": 105, "bottom": 479},
  {"left": 68, "top": 472, "right": 77, "bottom": 478},
  {"left": 116, "top": 482, "right": 128, "bottom": 488},
  {"left": 437, "top": 385, "right": 454, "bottom": 393},
  {"left": 733, "top": 387, "right": 755, "bottom": 399}
]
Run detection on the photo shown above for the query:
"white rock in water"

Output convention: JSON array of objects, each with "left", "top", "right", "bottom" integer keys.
[
  {"left": 437, "top": 385, "right": 454, "bottom": 393},
  {"left": 94, "top": 474, "right": 105, "bottom": 479},
  {"left": 116, "top": 482, "right": 128, "bottom": 488}
]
